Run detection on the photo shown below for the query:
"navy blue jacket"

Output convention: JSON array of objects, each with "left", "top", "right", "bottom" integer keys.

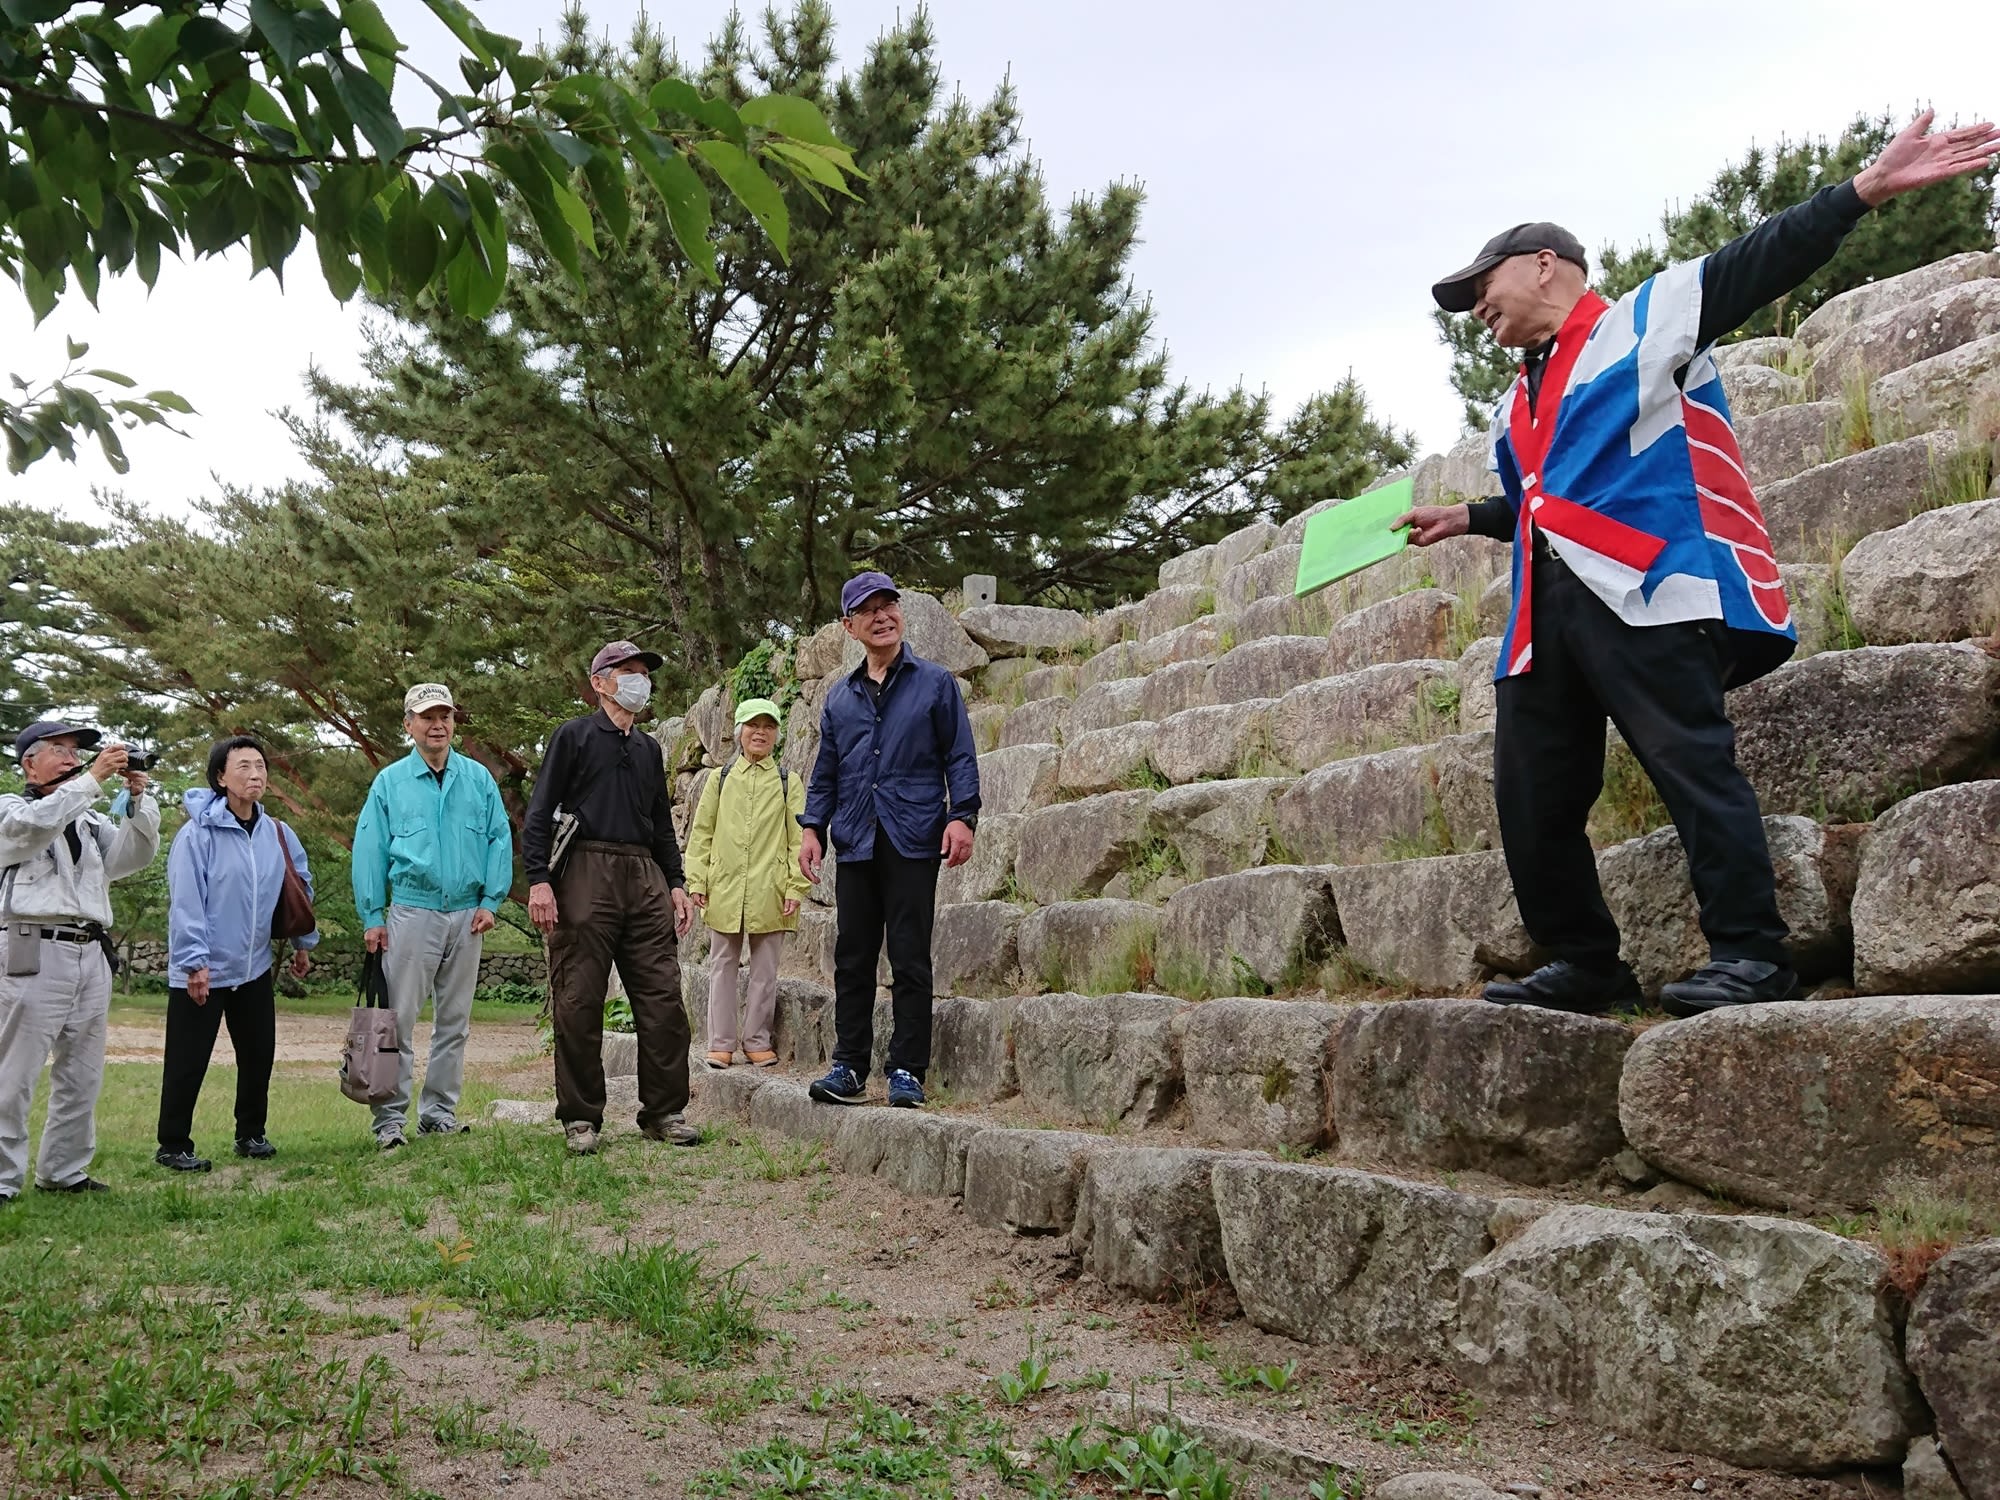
[{"left": 805, "top": 644, "right": 981, "bottom": 862}]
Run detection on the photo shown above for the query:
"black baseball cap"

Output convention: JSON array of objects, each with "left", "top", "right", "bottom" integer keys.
[
  {"left": 841, "top": 570, "right": 900, "bottom": 617},
  {"left": 14, "top": 720, "right": 102, "bottom": 759},
  {"left": 1432, "top": 222, "right": 1590, "bottom": 313}
]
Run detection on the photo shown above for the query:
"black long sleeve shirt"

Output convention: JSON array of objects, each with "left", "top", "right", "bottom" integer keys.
[
  {"left": 1464, "top": 178, "right": 1869, "bottom": 541},
  {"left": 521, "top": 709, "right": 685, "bottom": 888}
]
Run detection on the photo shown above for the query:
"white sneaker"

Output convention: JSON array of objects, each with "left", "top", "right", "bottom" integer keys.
[{"left": 564, "top": 1121, "right": 600, "bottom": 1156}]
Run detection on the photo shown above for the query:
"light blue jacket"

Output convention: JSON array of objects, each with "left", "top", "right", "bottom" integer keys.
[
  {"left": 351, "top": 750, "right": 514, "bottom": 929},
  {"left": 167, "top": 790, "right": 318, "bottom": 988}
]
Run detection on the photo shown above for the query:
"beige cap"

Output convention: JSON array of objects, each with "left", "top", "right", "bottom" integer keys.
[{"left": 404, "top": 683, "right": 456, "bottom": 715}]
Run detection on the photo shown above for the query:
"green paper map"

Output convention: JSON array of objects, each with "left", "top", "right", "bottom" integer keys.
[{"left": 1294, "top": 476, "right": 1415, "bottom": 596}]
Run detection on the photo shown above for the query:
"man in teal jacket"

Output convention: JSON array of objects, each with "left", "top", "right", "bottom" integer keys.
[{"left": 351, "top": 683, "right": 515, "bottom": 1149}]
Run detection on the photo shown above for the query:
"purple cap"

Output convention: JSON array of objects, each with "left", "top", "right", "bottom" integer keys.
[
  {"left": 840, "top": 570, "right": 900, "bottom": 617},
  {"left": 589, "top": 640, "right": 665, "bottom": 675},
  {"left": 14, "top": 720, "right": 102, "bottom": 760}
]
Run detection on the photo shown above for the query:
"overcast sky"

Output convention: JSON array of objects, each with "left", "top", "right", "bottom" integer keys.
[{"left": 4, "top": 0, "right": 1995, "bottom": 524}]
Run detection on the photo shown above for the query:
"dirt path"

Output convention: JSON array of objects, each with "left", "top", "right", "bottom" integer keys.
[{"left": 104, "top": 1008, "right": 543, "bottom": 1067}]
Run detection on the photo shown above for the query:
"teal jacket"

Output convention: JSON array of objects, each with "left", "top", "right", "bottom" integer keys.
[{"left": 351, "top": 750, "right": 514, "bottom": 927}]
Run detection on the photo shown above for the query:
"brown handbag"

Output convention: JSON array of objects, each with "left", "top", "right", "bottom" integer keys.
[{"left": 271, "top": 819, "right": 317, "bottom": 940}]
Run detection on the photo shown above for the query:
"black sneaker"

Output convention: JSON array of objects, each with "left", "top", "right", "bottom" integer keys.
[
  {"left": 38, "top": 1175, "right": 111, "bottom": 1193},
  {"left": 1659, "top": 959, "right": 1801, "bottom": 1017},
  {"left": 418, "top": 1118, "right": 469, "bottom": 1136},
  {"left": 807, "top": 1063, "right": 866, "bottom": 1106},
  {"left": 154, "top": 1149, "right": 212, "bottom": 1174},
  {"left": 234, "top": 1137, "right": 277, "bottom": 1159},
  {"left": 1484, "top": 959, "right": 1643, "bottom": 1015}
]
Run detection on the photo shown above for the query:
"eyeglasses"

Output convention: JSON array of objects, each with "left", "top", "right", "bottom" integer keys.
[{"left": 848, "top": 600, "right": 900, "bottom": 620}]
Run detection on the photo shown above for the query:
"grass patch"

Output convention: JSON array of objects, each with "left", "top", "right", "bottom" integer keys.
[
  {"left": 1833, "top": 1173, "right": 2000, "bottom": 1299},
  {"left": 1120, "top": 762, "right": 1172, "bottom": 793},
  {"left": 1587, "top": 738, "right": 1671, "bottom": 847},
  {"left": 1918, "top": 442, "right": 1993, "bottom": 518},
  {"left": 1317, "top": 946, "right": 1419, "bottom": 1000},
  {"left": 1153, "top": 949, "right": 1216, "bottom": 1003},
  {"left": 1079, "top": 922, "right": 1158, "bottom": 996},
  {"left": 1837, "top": 363, "right": 1882, "bottom": 455},
  {"left": 0, "top": 1067, "right": 766, "bottom": 1497}
]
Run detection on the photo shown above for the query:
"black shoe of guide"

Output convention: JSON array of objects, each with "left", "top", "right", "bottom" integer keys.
[
  {"left": 1659, "top": 959, "right": 1801, "bottom": 1017},
  {"left": 1483, "top": 959, "right": 1643, "bottom": 1015}
]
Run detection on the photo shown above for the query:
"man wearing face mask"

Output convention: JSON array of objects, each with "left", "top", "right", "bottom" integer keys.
[{"left": 522, "top": 641, "right": 698, "bottom": 1153}]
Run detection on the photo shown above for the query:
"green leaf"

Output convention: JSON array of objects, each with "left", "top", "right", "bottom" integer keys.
[
  {"left": 387, "top": 185, "right": 438, "bottom": 292},
  {"left": 524, "top": 134, "right": 596, "bottom": 253},
  {"left": 126, "top": 12, "right": 188, "bottom": 84},
  {"left": 648, "top": 79, "right": 745, "bottom": 145},
  {"left": 0, "top": 0, "right": 79, "bottom": 24},
  {"left": 485, "top": 141, "right": 580, "bottom": 282},
  {"left": 328, "top": 54, "right": 406, "bottom": 162},
  {"left": 631, "top": 137, "right": 715, "bottom": 281},
  {"left": 316, "top": 235, "right": 364, "bottom": 302},
  {"left": 87, "top": 369, "right": 137, "bottom": 388},
  {"left": 65, "top": 338, "right": 89, "bottom": 361},
  {"left": 250, "top": 0, "right": 343, "bottom": 74},
  {"left": 737, "top": 95, "right": 843, "bottom": 149},
  {"left": 176, "top": 14, "right": 244, "bottom": 63},
  {"left": 766, "top": 140, "right": 857, "bottom": 199},
  {"left": 145, "top": 391, "right": 197, "bottom": 415},
  {"left": 581, "top": 150, "right": 630, "bottom": 244},
  {"left": 442, "top": 235, "right": 503, "bottom": 319},
  {"left": 340, "top": 0, "right": 403, "bottom": 90},
  {"left": 695, "top": 140, "right": 788, "bottom": 259},
  {"left": 421, "top": 0, "right": 492, "bottom": 65}
]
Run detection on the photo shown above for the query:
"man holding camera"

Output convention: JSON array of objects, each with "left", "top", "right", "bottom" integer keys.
[{"left": 0, "top": 722, "right": 161, "bottom": 1200}]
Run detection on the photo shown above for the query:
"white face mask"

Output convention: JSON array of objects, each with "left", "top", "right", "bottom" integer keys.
[{"left": 609, "top": 674, "right": 652, "bottom": 712}]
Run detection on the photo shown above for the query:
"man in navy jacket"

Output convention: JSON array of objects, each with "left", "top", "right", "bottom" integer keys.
[{"left": 801, "top": 572, "right": 980, "bottom": 1108}]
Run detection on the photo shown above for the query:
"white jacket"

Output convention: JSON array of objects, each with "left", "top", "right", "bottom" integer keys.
[{"left": 0, "top": 775, "right": 161, "bottom": 926}]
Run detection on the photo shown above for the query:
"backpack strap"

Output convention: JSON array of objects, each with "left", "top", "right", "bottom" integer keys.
[{"left": 713, "top": 758, "right": 786, "bottom": 797}]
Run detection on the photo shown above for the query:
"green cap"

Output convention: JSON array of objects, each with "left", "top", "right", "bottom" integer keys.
[{"left": 733, "top": 696, "right": 782, "bottom": 727}]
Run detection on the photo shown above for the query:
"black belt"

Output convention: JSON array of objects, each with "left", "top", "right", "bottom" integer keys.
[{"left": 39, "top": 926, "right": 100, "bottom": 944}]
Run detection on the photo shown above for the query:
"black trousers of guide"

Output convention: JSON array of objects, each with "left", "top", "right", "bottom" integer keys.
[
  {"left": 1492, "top": 546, "right": 1790, "bottom": 971},
  {"left": 157, "top": 969, "right": 277, "bottom": 1153},
  {"left": 831, "top": 825, "right": 941, "bottom": 1082}
]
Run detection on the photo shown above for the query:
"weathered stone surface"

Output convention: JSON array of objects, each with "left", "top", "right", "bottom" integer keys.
[
  {"left": 1138, "top": 616, "right": 1225, "bottom": 670},
  {"left": 1870, "top": 331, "right": 2000, "bottom": 442},
  {"left": 1091, "top": 600, "right": 1145, "bottom": 651},
  {"left": 1730, "top": 642, "right": 2000, "bottom": 820},
  {"left": 1217, "top": 543, "right": 1304, "bottom": 614},
  {"left": 1796, "top": 251, "right": 2000, "bottom": 350},
  {"left": 1454, "top": 1206, "right": 1922, "bottom": 1469},
  {"left": 1778, "top": 561, "right": 1843, "bottom": 656},
  {"left": 1015, "top": 789, "right": 1155, "bottom": 906},
  {"left": 1180, "top": 998, "right": 1341, "bottom": 1149},
  {"left": 603, "top": 1030, "right": 640, "bottom": 1078},
  {"left": 1759, "top": 431, "right": 1961, "bottom": 562},
  {"left": 783, "top": 905, "right": 838, "bottom": 982},
  {"left": 1736, "top": 398, "right": 1843, "bottom": 488},
  {"left": 1268, "top": 659, "right": 1454, "bottom": 774},
  {"left": 930, "top": 995, "right": 1020, "bottom": 1102},
  {"left": 1014, "top": 992, "right": 1186, "bottom": 1126},
  {"left": 1844, "top": 499, "right": 2000, "bottom": 647},
  {"left": 694, "top": 1065, "right": 764, "bottom": 1123},
  {"left": 1139, "top": 584, "right": 1212, "bottom": 643},
  {"left": 1903, "top": 1435, "right": 1970, "bottom": 1500},
  {"left": 1210, "top": 636, "right": 1326, "bottom": 705},
  {"left": 491, "top": 1098, "right": 557, "bottom": 1125},
  {"left": 1477, "top": 573, "right": 1510, "bottom": 637},
  {"left": 1149, "top": 778, "right": 1287, "bottom": 879},
  {"left": 936, "top": 811, "right": 1023, "bottom": 906},
  {"left": 1156, "top": 866, "right": 1340, "bottom": 994},
  {"left": 958, "top": 603, "right": 1090, "bottom": 657},
  {"left": 1000, "top": 696, "right": 1071, "bottom": 750},
  {"left": 1597, "top": 816, "right": 1862, "bottom": 993},
  {"left": 1909, "top": 1238, "right": 2000, "bottom": 1500},
  {"left": 979, "top": 653, "right": 1039, "bottom": 702},
  {"left": 931, "top": 901, "right": 1023, "bottom": 998},
  {"left": 1414, "top": 427, "right": 1505, "bottom": 502},
  {"left": 1159, "top": 542, "right": 1219, "bottom": 592},
  {"left": 1815, "top": 277, "right": 2000, "bottom": 387},
  {"left": 748, "top": 1077, "right": 844, "bottom": 1144},
  {"left": 1454, "top": 637, "right": 1499, "bottom": 733},
  {"left": 977, "top": 743, "right": 1064, "bottom": 815},
  {"left": 1329, "top": 1001, "right": 1632, "bottom": 1183},
  {"left": 1272, "top": 744, "right": 1435, "bottom": 863},
  {"left": 1620, "top": 996, "right": 2000, "bottom": 1212},
  {"left": 772, "top": 979, "right": 837, "bottom": 1068},
  {"left": 1325, "top": 589, "right": 1459, "bottom": 676},
  {"left": 1429, "top": 731, "right": 1497, "bottom": 853},
  {"left": 1233, "top": 589, "right": 1336, "bottom": 643},
  {"left": 968, "top": 702, "right": 1006, "bottom": 753},
  {"left": 653, "top": 715, "right": 694, "bottom": 774},
  {"left": 1076, "top": 638, "right": 1148, "bottom": 690},
  {"left": 1137, "top": 660, "right": 1216, "bottom": 724},
  {"left": 1853, "top": 781, "right": 2000, "bottom": 991},
  {"left": 1714, "top": 335, "right": 1800, "bottom": 371},
  {"left": 838, "top": 589, "right": 988, "bottom": 675},
  {"left": 1149, "top": 702, "right": 1274, "bottom": 785},
  {"left": 1059, "top": 721, "right": 1159, "bottom": 796},
  {"left": 1017, "top": 663, "right": 1078, "bottom": 701},
  {"left": 1214, "top": 1160, "right": 1494, "bottom": 1359},
  {"left": 1017, "top": 900, "right": 1159, "bottom": 993},
  {"left": 1374, "top": 1476, "right": 1502, "bottom": 1500},
  {"left": 1214, "top": 518, "right": 1279, "bottom": 576},
  {"left": 1074, "top": 1147, "right": 1232, "bottom": 1301},
  {"left": 962, "top": 1128, "right": 1102, "bottom": 1235},
  {"left": 794, "top": 620, "right": 848, "bottom": 680},
  {"left": 833, "top": 1109, "right": 984, "bottom": 1198},
  {"left": 1330, "top": 852, "right": 1538, "bottom": 991},
  {"left": 688, "top": 682, "right": 731, "bottom": 762},
  {"left": 1067, "top": 676, "right": 1148, "bottom": 735},
  {"left": 1719, "top": 362, "right": 1805, "bottom": 417}
]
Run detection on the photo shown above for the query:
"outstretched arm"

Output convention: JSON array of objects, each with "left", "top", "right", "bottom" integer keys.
[{"left": 1854, "top": 110, "right": 2000, "bottom": 207}]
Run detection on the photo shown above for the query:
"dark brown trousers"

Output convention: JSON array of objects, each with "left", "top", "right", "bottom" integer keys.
[{"left": 548, "top": 842, "right": 690, "bottom": 1130}]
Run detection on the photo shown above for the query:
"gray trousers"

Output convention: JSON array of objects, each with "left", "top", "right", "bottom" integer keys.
[
  {"left": 706, "top": 928, "right": 782, "bottom": 1055},
  {"left": 370, "top": 904, "right": 481, "bottom": 1135},
  {"left": 0, "top": 933, "right": 110, "bottom": 1194}
]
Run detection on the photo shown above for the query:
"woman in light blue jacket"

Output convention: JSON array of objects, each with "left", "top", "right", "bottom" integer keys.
[{"left": 157, "top": 736, "right": 317, "bottom": 1173}]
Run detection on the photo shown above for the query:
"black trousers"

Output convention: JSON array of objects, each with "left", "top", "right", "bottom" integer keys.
[
  {"left": 1493, "top": 548, "right": 1789, "bottom": 971},
  {"left": 547, "top": 843, "right": 689, "bottom": 1131},
  {"left": 832, "top": 826, "right": 941, "bottom": 1081},
  {"left": 157, "top": 969, "right": 277, "bottom": 1153}
]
